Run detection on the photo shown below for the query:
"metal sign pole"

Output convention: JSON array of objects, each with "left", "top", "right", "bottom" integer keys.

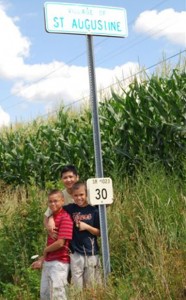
[{"left": 86, "top": 34, "right": 111, "bottom": 284}]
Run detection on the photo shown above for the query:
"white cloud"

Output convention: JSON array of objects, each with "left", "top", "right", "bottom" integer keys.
[
  {"left": 0, "top": 3, "right": 31, "bottom": 79},
  {"left": 134, "top": 9, "right": 186, "bottom": 46},
  {"left": 0, "top": 3, "right": 140, "bottom": 112},
  {"left": 0, "top": 106, "right": 10, "bottom": 127},
  {"left": 11, "top": 62, "right": 140, "bottom": 107}
]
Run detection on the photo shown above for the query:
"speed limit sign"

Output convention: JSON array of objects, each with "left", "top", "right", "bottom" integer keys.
[{"left": 87, "top": 177, "right": 113, "bottom": 205}]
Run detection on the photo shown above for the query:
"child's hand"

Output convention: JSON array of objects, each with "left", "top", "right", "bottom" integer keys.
[
  {"left": 31, "top": 257, "right": 44, "bottom": 269},
  {"left": 78, "top": 221, "right": 89, "bottom": 231},
  {"left": 77, "top": 222, "right": 100, "bottom": 236},
  {"left": 48, "top": 230, "right": 58, "bottom": 240}
]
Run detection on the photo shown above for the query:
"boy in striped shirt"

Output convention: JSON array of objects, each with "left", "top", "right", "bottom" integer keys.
[{"left": 32, "top": 189, "right": 73, "bottom": 300}]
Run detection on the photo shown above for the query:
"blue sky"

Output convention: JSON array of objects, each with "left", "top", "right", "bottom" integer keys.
[{"left": 0, "top": 0, "right": 185, "bottom": 127}]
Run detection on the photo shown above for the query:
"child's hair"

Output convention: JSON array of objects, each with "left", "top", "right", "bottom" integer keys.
[
  {"left": 60, "top": 165, "right": 78, "bottom": 177},
  {"left": 48, "top": 189, "right": 64, "bottom": 198},
  {"left": 71, "top": 181, "right": 87, "bottom": 194}
]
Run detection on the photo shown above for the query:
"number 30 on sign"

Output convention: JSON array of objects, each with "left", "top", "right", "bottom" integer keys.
[{"left": 87, "top": 177, "right": 113, "bottom": 205}]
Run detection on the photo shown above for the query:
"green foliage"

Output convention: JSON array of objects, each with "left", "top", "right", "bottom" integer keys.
[
  {"left": 99, "top": 69, "right": 186, "bottom": 178},
  {"left": 108, "top": 164, "right": 186, "bottom": 299},
  {"left": 0, "top": 185, "right": 46, "bottom": 297},
  {"left": 0, "top": 268, "right": 40, "bottom": 300},
  {"left": 0, "top": 69, "right": 185, "bottom": 187},
  {"left": 0, "top": 108, "right": 94, "bottom": 187},
  {"left": 0, "top": 164, "right": 185, "bottom": 299}
]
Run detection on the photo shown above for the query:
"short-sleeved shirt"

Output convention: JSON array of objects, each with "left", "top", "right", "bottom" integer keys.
[
  {"left": 64, "top": 204, "right": 100, "bottom": 256},
  {"left": 45, "top": 208, "right": 73, "bottom": 263},
  {"left": 44, "top": 189, "right": 74, "bottom": 217}
]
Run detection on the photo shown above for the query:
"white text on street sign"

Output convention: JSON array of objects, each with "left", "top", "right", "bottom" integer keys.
[
  {"left": 87, "top": 177, "right": 113, "bottom": 205},
  {"left": 44, "top": 2, "right": 128, "bottom": 37}
]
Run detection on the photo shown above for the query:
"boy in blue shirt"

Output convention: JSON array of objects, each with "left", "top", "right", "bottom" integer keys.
[
  {"left": 48, "top": 181, "right": 101, "bottom": 290},
  {"left": 64, "top": 181, "right": 101, "bottom": 290}
]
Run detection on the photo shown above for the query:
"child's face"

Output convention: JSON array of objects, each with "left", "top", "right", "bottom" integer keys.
[
  {"left": 48, "top": 193, "right": 64, "bottom": 213},
  {"left": 72, "top": 186, "right": 88, "bottom": 207},
  {"left": 61, "top": 171, "right": 78, "bottom": 190}
]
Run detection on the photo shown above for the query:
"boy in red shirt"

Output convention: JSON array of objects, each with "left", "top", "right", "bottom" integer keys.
[{"left": 32, "top": 189, "right": 73, "bottom": 300}]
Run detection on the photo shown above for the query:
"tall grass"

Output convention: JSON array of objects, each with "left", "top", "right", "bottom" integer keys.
[
  {"left": 108, "top": 164, "right": 186, "bottom": 299},
  {"left": 0, "top": 164, "right": 185, "bottom": 299},
  {"left": 0, "top": 184, "right": 46, "bottom": 299}
]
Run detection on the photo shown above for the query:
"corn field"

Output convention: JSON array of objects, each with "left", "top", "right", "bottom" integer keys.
[{"left": 0, "top": 68, "right": 185, "bottom": 187}]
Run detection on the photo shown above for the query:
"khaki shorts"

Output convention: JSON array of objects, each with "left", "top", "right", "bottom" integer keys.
[
  {"left": 40, "top": 260, "right": 69, "bottom": 300},
  {"left": 70, "top": 251, "right": 101, "bottom": 290}
]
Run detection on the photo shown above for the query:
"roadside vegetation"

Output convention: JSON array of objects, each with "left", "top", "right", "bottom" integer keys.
[
  {"left": 0, "top": 60, "right": 185, "bottom": 299},
  {"left": 0, "top": 167, "right": 185, "bottom": 299}
]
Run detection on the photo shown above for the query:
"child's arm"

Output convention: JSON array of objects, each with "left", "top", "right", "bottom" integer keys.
[
  {"left": 43, "top": 208, "right": 57, "bottom": 239},
  {"left": 78, "top": 222, "right": 100, "bottom": 236},
  {"left": 46, "top": 216, "right": 57, "bottom": 240},
  {"left": 44, "top": 215, "right": 49, "bottom": 229},
  {"left": 43, "top": 207, "right": 53, "bottom": 228},
  {"left": 44, "top": 207, "right": 56, "bottom": 231},
  {"left": 43, "top": 238, "right": 66, "bottom": 257},
  {"left": 32, "top": 239, "right": 66, "bottom": 268}
]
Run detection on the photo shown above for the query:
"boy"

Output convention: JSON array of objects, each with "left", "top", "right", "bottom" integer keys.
[
  {"left": 44, "top": 165, "right": 79, "bottom": 231},
  {"left": 64, "top": 181, "right": 101, "bottom": 290},
  {"left": 32, "top": 189, "right": 73, "bottom": 300}
]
